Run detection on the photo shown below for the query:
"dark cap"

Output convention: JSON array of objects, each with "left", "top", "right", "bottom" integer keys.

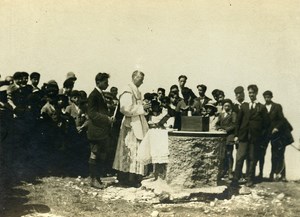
[
  {"left": 13, "top": 72, "right": 22, "bottom": 80},
  {"left": 263, "top": 90, "right": 273, "bottom": 97},
  {"left": 222, "top": 98, "right": 233, "bottom": 106},
  {"left": 70, "top": 90, "right": 80, "bottom": 97},
  {"left": 234, "top": 86, "right": 244, "bottom": 94},
  {"left": 48, "top": 80, "right": 58, "bottom": 86},
  {"left": 211, "top": 89, "right": 220, "bottom": 97},
  {"left": 20, "top": 72, "right": 29, "bottom": 78},
  {"left": 30, "top": 72, "right": 40, "bottom": 79}
]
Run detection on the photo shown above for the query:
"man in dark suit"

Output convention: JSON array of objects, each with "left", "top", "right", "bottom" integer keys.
[
  {"left": 263, "top": 90, "right": 293, "bottom": 182},
  {"left": 215, "top": 99, "right": 237, "bottom": 179},
  {"left": 232, "top": 86, "right": 250, "bottom": 180},
  {"left": 232, "top": 86, "right": 245, "bottom": 114},
  {"left": 196, "top": 84, "right": 212, "bottom": 112},
  {"left": 87, "top": 72, "right": 115, "bottom": 189},
  {"left": 177, "top": 75, "right": 196, "bottom": 99},
  {"left": 231, "top": 85, "right": 270, "bottom": 187}
]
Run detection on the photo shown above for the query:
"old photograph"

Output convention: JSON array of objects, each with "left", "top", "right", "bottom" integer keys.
[{"left": 1, "top": 0, "right": 300, "bottom": 216}]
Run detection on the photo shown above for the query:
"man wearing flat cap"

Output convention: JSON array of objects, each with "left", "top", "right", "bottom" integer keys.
[
  {"left": 7, "top": 72, "right": 33, "bottom": 118},
  {"left": 7, "top": 72, "right": 22, "bottom": 110},
  {"left": 233, "top": 86, "right": 245, "bottom": 114},
  {"left": 262, "top": 90, "right": 293, "bottom": 182},
  {"left": 216, "top": 99, "right": 237, "bottom": 179}
]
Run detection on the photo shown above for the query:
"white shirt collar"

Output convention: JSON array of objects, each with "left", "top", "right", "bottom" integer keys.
[
  {"left": 266, "top": 104, "right": 272, "bottom": 112},
  {"left": 95, "top": 86, "right": 103, "bottom": 94},
  {"left": 249, "top": 100, "right": 258, "bottom": 109},
  {"left": 235, "top": 100, "right": 245, "bottom": 105}
]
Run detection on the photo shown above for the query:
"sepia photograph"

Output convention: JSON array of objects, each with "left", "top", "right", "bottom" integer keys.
[{"left": 1, "top": 0, "right": 300, "bottom": 216}]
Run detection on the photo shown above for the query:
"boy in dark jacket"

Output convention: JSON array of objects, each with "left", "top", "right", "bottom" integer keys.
[{"left": 216, "top": 99, "right": 237, "bottom": 179}]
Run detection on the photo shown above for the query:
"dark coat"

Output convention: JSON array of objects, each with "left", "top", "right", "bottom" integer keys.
[
  {"left": 216, "top": 111, "right": 237, "bottom": 143},
  {"left": 267, "top": 102, "right": 294, "bottom": 146},
  {"left": 87, "top": 88, "right": 111, "bottom": 141},
  {"left": 267, "top": 102, "right": 285, "bottom": 134},
  {"left": 232, "top": 102, "right": 244, "bottom": 114},
  {"left": 235, "top": 102, "right": 270, "bottom": 144}
]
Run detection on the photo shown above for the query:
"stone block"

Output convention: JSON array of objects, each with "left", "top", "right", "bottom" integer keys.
[{"left": 166, "top": 132, "right": 226, "bottom": 188}]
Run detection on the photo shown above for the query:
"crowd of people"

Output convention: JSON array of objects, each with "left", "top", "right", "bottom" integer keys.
[{"left": 0, "top": 71, "right": 294, "bottom": 189}]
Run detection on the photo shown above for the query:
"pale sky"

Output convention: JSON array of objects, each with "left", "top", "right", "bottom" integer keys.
[{"left": 1, "top": 0, "right": 300, "bottom": 145}]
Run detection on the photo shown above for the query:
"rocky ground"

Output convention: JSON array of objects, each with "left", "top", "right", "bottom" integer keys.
[
  {"left": 2, "top": 170, "right": 300, "bottom": 217},
  {"left": 1, "top": 138, "right": 300, "bottom": 217}
]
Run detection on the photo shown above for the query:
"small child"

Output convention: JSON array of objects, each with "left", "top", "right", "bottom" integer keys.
[{"left": 203, "top": 103, "right": 218, "bottom": 131}]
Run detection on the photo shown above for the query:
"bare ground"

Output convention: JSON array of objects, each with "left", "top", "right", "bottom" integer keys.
[{"left": 2, "top": 168, "right": 300, "bottom": 217}]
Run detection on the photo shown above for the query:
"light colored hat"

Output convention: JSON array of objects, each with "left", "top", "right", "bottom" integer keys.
[
  {"left": 66, "top": 72, "right": 77, "bottom": 81},
  {"left": 204, "top": 103, "right": 217, "bottom": 113}
]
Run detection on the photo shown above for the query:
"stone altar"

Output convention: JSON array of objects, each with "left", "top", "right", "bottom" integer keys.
[{"left": 165, "top": 130, "right": 227, "bottom": 188}]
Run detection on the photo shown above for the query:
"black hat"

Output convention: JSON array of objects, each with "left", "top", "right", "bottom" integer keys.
[
  {"left": 13, "top": 72, "right": 22, "bottom": 80},
  {"left": 20, "top": 72, "right": 29, "bottom": 78},
  {"left": 144, "top": 92, "right": 154, "bottom": 101},
  {"left": 70, "top": 90, "right": 80, "bottom": 97},
  {"left": 234, "top": 86, "right": 244, "bottom": 94},
  {"left": 263, "top": 90, "right": 273, "bottom": 97},
  {"left": 222, "top": 98, "right": 233, "bottom": 106},
  {"left": 211, "top": 89, "right": 220, "bottom": 97},
  {"left": 78, "top": 90, "right": 87, "bottom": 100},
  {"left": 30, "top": 72, "right": 40, "bottom": 79}
]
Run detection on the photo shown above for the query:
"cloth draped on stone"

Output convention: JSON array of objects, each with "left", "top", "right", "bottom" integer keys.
[
  {"left": 113, "top": 83, "right": 149, "bottom": 176},
  {"left": 137, "top": 128, "right": 169, "bottom": 165}
]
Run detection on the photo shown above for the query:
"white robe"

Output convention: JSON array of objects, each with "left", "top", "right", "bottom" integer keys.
[{"left": 113, "top": 83, "right": 149, "bottom": 175}]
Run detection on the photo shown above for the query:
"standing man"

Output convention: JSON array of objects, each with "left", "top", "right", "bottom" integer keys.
[
  {"left": 232, "top": 86, "right": 249, "bottom": 180},
  {"left": 178, "top": 75, "right": 196, "bottom": 99},
  {"left": 178, "top": 75, "right": 187, "bottom": 95},
  {"left": 215, "top": 99, "right": 237, "bottom": 180},
  {"left": 231, "top": 85, "right": 269, "bottom": 187},
  {"left": 233, "top": 86, "right": 245, "bottom": 113},
  {"left": 263, "top": 90, "right": 293, "bottom": 181},
  {"left": 113, "top": 70, "right": 151, "bottom": 187},
  {"left": 196, "top": 84, "right": 211, "bottom": 111},
  {"left": 87, "top": 72, "right": 115, "bottom": 189}
]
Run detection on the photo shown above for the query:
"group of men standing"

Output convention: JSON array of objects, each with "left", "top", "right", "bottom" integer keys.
[
  {"left": 87, "top": 72, "right": 294, "bottom": 189},
  {"left": 0, "top": 71, "right": 294, "bottom": 190}
]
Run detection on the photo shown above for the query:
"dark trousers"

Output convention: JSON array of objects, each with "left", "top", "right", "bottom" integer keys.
[
  {"left": 270, "top": 137, "right": 286, "bottom": 177},
  {"left": 223, "top": 145, "right": 234, "bottom": 176},
  {"left": 89, "top": 138, "right": 110, "bottom": 178},
  {"left": 233, "top": 141, "right": 259, "bottom": 181},
  {"left": 257, "top": 144, "right": 268, "bottom": 177}
]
